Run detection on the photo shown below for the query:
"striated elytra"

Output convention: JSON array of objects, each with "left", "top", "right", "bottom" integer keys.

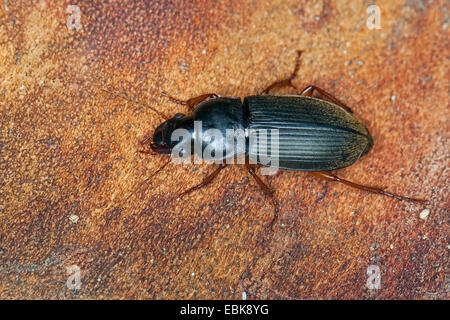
[{"left": 151, "top": 94, "right": 373, "bottom": 172}]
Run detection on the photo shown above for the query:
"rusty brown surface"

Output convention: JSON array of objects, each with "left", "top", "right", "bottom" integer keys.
[{"left": 0, "top": 0, "right": 448, "bottom": 299}]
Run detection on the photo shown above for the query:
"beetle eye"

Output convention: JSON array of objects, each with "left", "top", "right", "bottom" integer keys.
[{"left": 174, "top": 113, "right": 185, "bottom": 119}]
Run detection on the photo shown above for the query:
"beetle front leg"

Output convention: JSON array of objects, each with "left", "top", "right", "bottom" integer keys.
[
  {"left": 178, "top": 163, "right": 227, "bottom": 198},
  {"left": 245, "top": 163, "right": 280, "bottom": 228},
  {"left": 300, "top": 85, "right": 354, "bottom": 114},
  {"left": 161, "top": 92, "right": 219, "bottom": 110},
  {"left": 310, "top": 171, "right": 426, "bottom": 203}
]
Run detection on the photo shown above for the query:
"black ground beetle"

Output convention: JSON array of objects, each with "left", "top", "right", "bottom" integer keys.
[{"left": 115, "top": 51, "right": 425, "bottom": 226}]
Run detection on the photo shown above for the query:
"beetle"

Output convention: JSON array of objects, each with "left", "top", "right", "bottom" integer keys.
[{"left": 111, "top": 51, "right": 425, "bottom": 226}]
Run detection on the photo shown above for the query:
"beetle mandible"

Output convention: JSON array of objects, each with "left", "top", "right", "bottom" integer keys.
[{"left": 116, "top": 51, "right": 425, "bottom": 226}]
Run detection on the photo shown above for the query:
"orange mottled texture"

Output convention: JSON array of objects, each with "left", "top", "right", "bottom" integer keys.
[{"left": 0, "top": 0, "right": 448, "bottom": 299}]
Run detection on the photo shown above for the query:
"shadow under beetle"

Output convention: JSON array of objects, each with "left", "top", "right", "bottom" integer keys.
[{"left": 113, "top": 51, "right": 425, "bottom": 227}]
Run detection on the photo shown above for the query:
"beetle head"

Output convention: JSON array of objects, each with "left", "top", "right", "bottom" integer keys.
[{"left": 150, "top": 113, "right": 193, "bottom": 155}]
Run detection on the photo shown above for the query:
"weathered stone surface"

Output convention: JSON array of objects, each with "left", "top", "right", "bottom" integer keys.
[{"left": 0, "top": 0, "right": 448, "bottom": 299}]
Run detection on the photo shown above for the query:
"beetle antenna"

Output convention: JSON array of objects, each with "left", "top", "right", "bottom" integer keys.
[
  {"left": 118, "top": 158, "right": 172, "bottom": 208},
  {"left": 101, "top": 88, "right": 169, "bottom": 120}
]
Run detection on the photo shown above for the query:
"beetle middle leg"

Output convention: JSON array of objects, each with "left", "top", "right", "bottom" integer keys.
[
  {"left": 245, "top": 163, "right": 280, "bottom": 228},
  {"left": 178, "top": 163, "right": 227, "bottom": 198},
  {"left": 260, "top": 50, "right": 303, "bottom": 94},
  {"left": 259, "top": 51, "right": 355, "bottom": 114},
  {"left": 310, "top": 171, "right": 426, "bottom": 203},
  {"left": 300, "top": 85, "right": 354, "bottom": 114},
  {"left": 161, "top": 92, "right": 219, "bottom": 110}
]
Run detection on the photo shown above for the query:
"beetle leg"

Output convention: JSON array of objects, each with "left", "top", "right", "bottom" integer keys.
[
  {"left": 300, "top": 86, "right": 354, "bottom": 114},
  {"left": 260, "top": 50, "right": 303, "bottom": 94},
  {"left": 161, "top": 92, "right": 219, "bottom": 110},
  {"left": 310, "top": 171, "right": 426, "bottom": 203},
  {"left": 245, "top": 163, "right": 280, "bottom": 228},
  {"left": 178, "top": 163, "right": 227, "bottom": 198}
]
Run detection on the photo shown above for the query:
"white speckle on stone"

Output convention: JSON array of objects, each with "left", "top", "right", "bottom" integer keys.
[
  {"left": 391, "top": 95, "right": 396, "bottom": 102},
  {"left": 202, "top": 49, "right": 207, "bottom": 54},
  {"left": 19, "top": 84, "right": 25, "bottom": 90},
  {"left": 422, "top": 234, "right": 428, "bottom": 240},
  {"left": 69, "top": 214, "right": 79, "bottom": 223},
  {"left": 447, "top": 245, "right": 450, "bottom": 250},
  {"left": 343, "top": 50, "right": 347, "bottom": 54},
  {"left": 225, "top": 224, "right": 230, "bottom": 229},
  {"left": 179, "top": 60, "right": 189, "bottom": 70},
  {"left": 389, "top": 244, "right": 394, "bottom": 249},
  {"left": 242, "top": 291, "right": 247, "bottom": 300},
  {"left": 315, "top": 16, "right": 320, "bottom": 21},
  {"left": 191, "top": 272, "right": 195, "bottom": 277},
  {"left": 419, "top": 209, "right": 430, "bottom": 220},
  {"left": 358, "top": 61, "right": 363, "bottom": 65},
  {"left": 369, "top": 242, "right": 380, "bottom": 251}
]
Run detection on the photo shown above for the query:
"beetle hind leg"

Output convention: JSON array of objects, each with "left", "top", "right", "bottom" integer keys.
[{"left": 310, "top": 171, "right": 426, "bottom": 203}]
